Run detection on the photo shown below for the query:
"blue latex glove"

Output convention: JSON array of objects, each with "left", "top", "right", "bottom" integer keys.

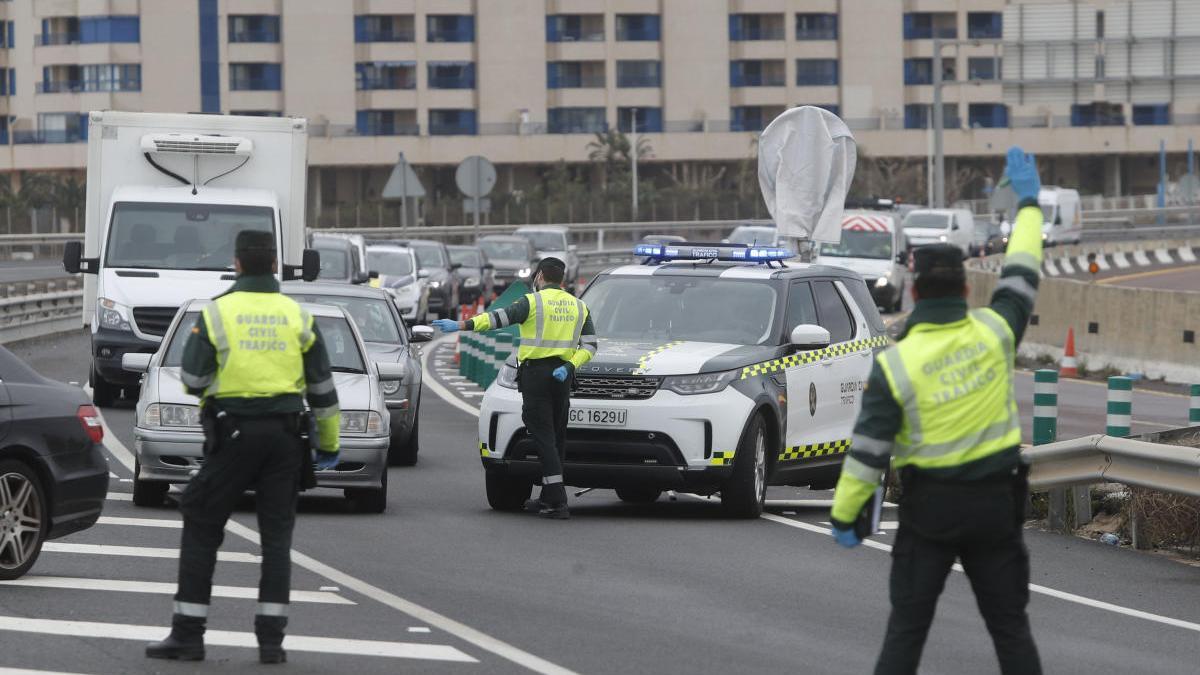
[
  {"left": 431, "top": 319, "right": 459, "bottom": 333},
  {"left": 831, "top": 525, "right": 862, "bottom": 549},
  {"left": 1004, "top": 146, "right": 1041, "bottom": 203},
  {"left": 552, "top": 365, "right": 569, "bottom": 382},
  {"left": 314, "top": 450, "right": 339, "bottom": 471}
]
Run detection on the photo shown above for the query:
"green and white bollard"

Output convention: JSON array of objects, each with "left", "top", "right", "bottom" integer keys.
[
  {"left": 1106, "top": 376, "right": 1133, "bottom": 437},
  {"left": 1190, "top": 384, "right": 1200, "bottom": 425},
  {"left": 1034, "top": 370, "right": 1067, "bottom": 530}
]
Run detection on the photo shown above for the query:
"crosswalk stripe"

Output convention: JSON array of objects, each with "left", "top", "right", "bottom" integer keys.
[
  {"left": 42, "top": 543, "right": 260, "bottom": 563},
  {"left": 0, "top": 576, "right": 354, "bottom": 605},
  {"left": 0, "top": 616, "right": 476, "bottom": 663},
  {"left": 97, "top": 516, "right": 181, "bottom": 528},
  {"left": 106, "top": 492, "right": 132, "bottom": 501}
]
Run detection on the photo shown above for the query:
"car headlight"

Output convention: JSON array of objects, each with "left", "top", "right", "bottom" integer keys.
[
  {"left": 428, "top": 280, "right": 442, "bottom": 290},
  {"left": 662, "top": 370, "right": 739, "bottom": 396},
  {"left": 143, "top": 403, "right": 201, "bottom": 429},
  {"left": 938, "top": 235, "right": 948, "bottom": 242},
  {"left": 517, "top": 267, "right": 531, "bottom": 278},
  {"left": 497, "top": 362, "right": 518, "bottom": 389},
  {"left": 464, "top": 277, "right": 480, "bottom": 287},
  {"left": 381, "top": 380, "right": 402, "bottom": 396},
  {"left": 874, "top": 277, "right": 889, "bottom": 288},
  {"left": 341, "top": 410, "right": 384, "bottom": 436},
  {"left": 98, "top": 297, "right": 132, "bottom": 332}
]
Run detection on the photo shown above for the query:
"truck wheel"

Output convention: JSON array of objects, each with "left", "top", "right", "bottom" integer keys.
[
  {"left": 721, "top": 414, "right": 769, "bottom": 519},
  {"left": 348, "top": 469, "right": 388, "bottom": 514},
  {"left": 485, "top": 472, "right": 532, "bottom": 511},
  {"left": 0, "top": 460, "right": 48, "bottom": 580},
  {"left": 90, "top": 367, "right": 116, "bottom": 408},
  {"left": 616, "top": 488, "right": 661, "bottom": 504},
  {"left": 388, "top": 416, "right": 419, "bottom": 466},
  {"left": 132, "top": 462, "right": 169, "bottom": 507}
]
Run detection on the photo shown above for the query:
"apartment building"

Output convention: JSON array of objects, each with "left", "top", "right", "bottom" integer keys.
[{"left": 0, "top": 0, "right": 1196, "bottom": 206}]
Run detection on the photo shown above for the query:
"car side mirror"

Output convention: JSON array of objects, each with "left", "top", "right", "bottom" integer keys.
[
  {"left": 122, "top": 352, "right": 151, "bottom": 373},
  {"left": 410, "top": 325, "right": 434, "bottom": 343},
  {"left": 63, "top": 240, "right": 98, "bottom": 274},
  {"left": 790, "top": 324, "right": 831, "bottom": 351},
  {"left": 287, "top": 248, "right": 321, "bottom": 282},
  {"left": 568, "top": 244, "right": 578, "bottom": 252},
  {"left": 418, "top": 269, "right": 430, "bottom": 278},
  {"left": 450, "top": 262, "right": 463, "bottom": 270},
  {"left": 369, "top": 270, "right": 380, "bottom": 280},
  {"left": 375, "top": 361, "right": 406, "bottom": 382},
  {"left": 482, "top": 262, "right": 495, "bottom": 270},
  {"left": 895, "top": 250, "right": 908, "bottom": 265},
  {"left": 951, "top": 223, "right": 960, "bottom": 231}
]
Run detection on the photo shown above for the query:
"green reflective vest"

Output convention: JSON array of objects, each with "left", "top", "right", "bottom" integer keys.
[
  {"left": 877, "top": 307, "right": 1020, "bottom": 470},
  {"left": 201, "top": 292, "right": 315, "bottom": 400},
  {"left": 517, "top": 288, "right": 588, "bottom": 363}
]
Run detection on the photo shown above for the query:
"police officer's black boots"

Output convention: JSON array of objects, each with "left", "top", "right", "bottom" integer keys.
[
  {"left": 537, "top": 484, "right": 569, "bottom": 519},
  {"left": 524, "top": 498, "right": 549, "bottom": 513},
  {"left": 255, "top": 615, "right": 288, "bottom": 664},
  {"left": 145, "top": 614, "right": 206, "bottom": 661}
]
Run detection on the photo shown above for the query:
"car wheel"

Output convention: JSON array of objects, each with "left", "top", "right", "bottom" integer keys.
[
  {"left": 485, "top": 472, "right": 532, "bottom": 511},
  {"left": 90, "top": 366, "right": 117, "bottom": 408},
  {"left": 615, "top": 487, "right": 662, "bottom": 504},
  {"left": 388, "top": 415, "right": 419, "bottom": 466},
  {"left": 0, "top": 459, "right": 48, "bottom": 580},
  {"left": 721, "top": 414, "right": 769, "bottom": 519},
  {"left": 347, "top": 469, "right": 388, "bottom": 514},
  {"left": 132, "top": 462, "right": 168, "bottom": 507}
]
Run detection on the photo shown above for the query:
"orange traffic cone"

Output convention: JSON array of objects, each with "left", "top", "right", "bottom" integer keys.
[{"left": 1059, "top": 327, "right": 1079, "bottom": 378}]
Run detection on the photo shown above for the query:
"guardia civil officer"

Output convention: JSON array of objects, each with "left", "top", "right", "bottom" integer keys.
[
  {"left": 146, "top": 230, "right": 341, "bottom": 664},
  {"left": 433, "top": 257, "right": 596, "bottom": 519},
  {"left": 829, "top": 147, "right": 1045, "bottom": 675}
]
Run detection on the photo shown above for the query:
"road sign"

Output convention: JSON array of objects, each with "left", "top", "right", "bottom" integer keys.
[
  {"left": 455, "top": 156, "right": 496, "bottom": 199},
  {"left": 381, "top": 153, "right": 425, "bottom": 200},
  {"left": 989, "top": 182, "right": 1018, "bottom": 215}
]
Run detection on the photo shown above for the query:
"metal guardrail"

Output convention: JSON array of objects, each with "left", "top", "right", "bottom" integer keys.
[
  {"left": 1023, "top": 431, "right": 1200, "bottom": 498},
  {"left": 0, "top": 277, "right": 84, "bottom": 344}
]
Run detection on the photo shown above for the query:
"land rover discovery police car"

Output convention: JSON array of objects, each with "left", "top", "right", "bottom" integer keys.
[{"left": 477, "top": 243, "right": 888, "bottom": 518}]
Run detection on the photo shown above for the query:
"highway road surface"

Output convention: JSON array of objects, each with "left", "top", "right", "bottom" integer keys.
[{"left": 1, "top": 330, "right": 1198, "bottom": 674}]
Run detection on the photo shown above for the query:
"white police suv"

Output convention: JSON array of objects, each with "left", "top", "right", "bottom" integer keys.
[{"left": 478, "top": 243, "right": 889, "bottom": 518}]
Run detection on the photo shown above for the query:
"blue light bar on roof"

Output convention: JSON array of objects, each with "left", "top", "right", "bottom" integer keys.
[{"left": 634, "top": 243, "right": 794, "bottom": 263}]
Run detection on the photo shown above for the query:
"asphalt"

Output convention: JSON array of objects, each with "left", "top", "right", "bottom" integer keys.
[{"left": 2, "top": 331, "right": 1199, "bottom": 674}]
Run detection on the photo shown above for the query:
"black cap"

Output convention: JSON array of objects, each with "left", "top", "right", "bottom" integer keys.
[
  {"left": 912, "top": 244, "right": 965, "bottom": 281},
  {"left": 235, "top": 230, "right": 276, "bottom": 256},
  {"left": 536, "top": 256, "right": 566, "bottom": 276}
]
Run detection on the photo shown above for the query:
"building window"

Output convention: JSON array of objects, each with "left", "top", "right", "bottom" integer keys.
[
  {"left": 968, "top": 103, "right": 1008, "bottom": 128},
  {"left": 729, "top": 14, "right": 784, "bottom": 41},
  {"left": 427, "top": 15, "right": 474, "bottom": 43},
  {"left": 730, "top": 60, "right": 785, "bottom": 87},
  {"left": 731, "top": 106, "right": 781, "bottom": 132},
  {"left": 427, "top": 62, "right": 475, "bottom": 89},
  {"left": 199, "top": 0, "right": 219, "bottom": 113},
  {"left": 1133, "top": 104, "right": 1170, "bottom": 126},
  {"left": 811, "top": 104, "right": 840, "bottom": 117},
  {"left": 547, "top": 61, "right": 604, "bottom": 89},
  {"left": 357, "top": 110, "right": 419, "bottom": 136},
  {"left": 231, "top": 110, "right": 282, "bottom": 117},
  {"left": 904, "top": 103, "right": 960, "bottom": 129},
  {"left": 967, "top": 12, "right": 1002, "bottom": 40},
  {"left": 228, "top": 15, "right": 280, "bottom": 43},
  {"left": 618, "top": 107, "right": 663, "bottom": 133},
  {"left": 0, "top": 68, "right": 13, "bottom": 96},
  {"left": 355, "top": 62, "right": 416, "bottom": 90},
  {"left": 967, "top": 57, "right": 1000, "bottom": 81},
  {"left": 795, "top": 13, "right": 837, "bottom": 40},
  {"left": 429, "top": 109, "right": 477, "bottom": 136},
  {"left": 796, "top": 59, "right": 838, "bottom": 86},
  {"left": 0, "top": 21, "right": 14, "bottom": 48},
  {"left": 616, "top": 14, "right": 660, "bottom": 41},
  {"left": 0, "top": 117, "right": 7, "bottom": 145},
  {"left": 23, "top": 112, "right": 88, "bottom": 143},
  {"left": 40, "top": 16, "right": 140, "bottom": 45},
  {"left": 1071, "top": 102, "right": 1124, "bottom": 127},
  {"left": 38, "top": 64, "right": 140, "bottom": 93},
  {"left": 354, "top": 15, "right": 414, "bottom": 42},
  {"left": 229, "top": 63, "right": 282, "bottom": 91},
  {"left": 903, "top": 12, "right": 956, "bottom": 40},
  {"left": 548, "top": 107, "right": 607, "bottom": 134},
  {"left": 904, "top": 58, "right": 955, "bottom": 85},
  {"left": 616, "top": 60, "right": 660, "bottom": 88},
  {"left": 546, "top": 14, "right": 604, "bottom": 42}
]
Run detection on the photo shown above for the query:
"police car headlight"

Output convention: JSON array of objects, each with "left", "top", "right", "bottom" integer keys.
[
  {"left": 663, "top": 370, "right": 739, "bottom": 396},
  {"left": 874, "top": 277, "right": 889, "bottom": 288},
  {"left": 98, "top": 298, "right": 133, "bottom": 332},
  {"left": 143, "top": 403, "right": 201, "bottom": 428},
  {"left": 381, "top": 380, "right": 402, "bottom": 396},
  {"left": 497, "top": 363, "right": 518, "bottom": 389},
  {"left": 341, "top": 411, "right": 384, "bottom": 436}
]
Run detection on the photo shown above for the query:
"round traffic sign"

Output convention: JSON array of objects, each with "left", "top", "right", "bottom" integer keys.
[{"left": 455, "top": 156, "right": 497, "bottom": 199}]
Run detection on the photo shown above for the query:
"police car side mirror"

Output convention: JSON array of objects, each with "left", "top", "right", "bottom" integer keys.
[
  {"left": 790, "top": 324, "right": 831, "bottom": 351},
  {"left": 122, "top": 352, "right": 152, "bottom": 374},
  {"left": 410, "top": 325, "right": 434, "bottom": 343},
  {"left": 375, "top": 362, "right": 406, "bottom": 382}
]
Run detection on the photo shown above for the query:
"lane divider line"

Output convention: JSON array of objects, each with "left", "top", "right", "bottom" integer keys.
[
  {"left": 97, "top": 516, "right": 181, "bottom": 528},
  {"left": 419, "top": 335, "right": 481, "bottom": 418},
  {"left": 0, "top": 576, "right": 353, "bottom": 605},
  {"left": 42, "top": 542, "right": 260, "bottom": 563}
]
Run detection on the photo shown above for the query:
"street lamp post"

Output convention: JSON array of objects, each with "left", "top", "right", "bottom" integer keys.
[
  {"left": 631, "top": 107, "right": 639, "bottom": 220},
  {"left": 933, "top": 39, "right": 946, "bottom": 208}
]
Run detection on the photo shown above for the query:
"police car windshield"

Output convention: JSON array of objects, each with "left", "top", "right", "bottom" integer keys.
[
  {"left": 163, "top": 312, "right": 368, "bottom": 372},
  {"left": 105, "top": 203, "right": 274, "bottom": 272},
  {"left": 284, "top": 294, "right": 402, "bottom": 344},
  {"left": 584, "top": 276, "right": 778, "bottom": 345},
  {"left": 314, "top": 247, "right": 350, "bottom": 280},
  {"left": 820, "top": 230, "right": 893, "bottom": 259}
]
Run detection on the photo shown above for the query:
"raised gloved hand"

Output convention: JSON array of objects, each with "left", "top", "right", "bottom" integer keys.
[
  {"left": 313, "top": 450, "right": 339, "bottom": 471},
  {"left": 1004, "top": 146, "right": 1041, "bottom": 203},
  {"left": 552, "top": 365, "right": 570, "bottom": 382},
  {"left": 831, "top": 524, "right": 862, "bottom": 549},
  {"left": 431, "top": 319, "right": 460, "bottom": 333}
]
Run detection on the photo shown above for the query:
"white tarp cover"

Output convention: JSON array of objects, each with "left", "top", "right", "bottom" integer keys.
[{"left": 758, "top": 106, "right": 857, "bottom": 244}]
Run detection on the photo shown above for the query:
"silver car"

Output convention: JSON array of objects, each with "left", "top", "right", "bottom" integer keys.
[{"left": 123, "top": 300, "right": 400, "bottom": 513}]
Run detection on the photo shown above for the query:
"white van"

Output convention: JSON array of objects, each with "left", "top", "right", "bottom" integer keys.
[
  {"left": 901, "top": 208, "right": 976, "bottom": 258},
  {"left": 1038, "top": 187, "right": 1083, "bottom": 245},
  {"left": 817, "top": 210, "right": 907, "bottom": 313}
]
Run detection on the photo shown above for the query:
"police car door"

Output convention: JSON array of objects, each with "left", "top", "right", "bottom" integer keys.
[
  {"left": 782, "top": 281, "right": 842, "bottom": 456},
  {"left": 811, "top": 280, "right": 870, "bottom": 447}
]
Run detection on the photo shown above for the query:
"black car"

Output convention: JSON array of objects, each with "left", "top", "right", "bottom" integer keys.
[
  {"left": 447, "top": 245, "right": 495, "bottom": 306},
  {"left": 0, "top": 348, "right": 108, "bottom": 579},
  {"left": 477, "top": 236, "right": 537, "bottom": 292},
  {"left": 384, "top": 239, "right": 460, "bottom": 319}
]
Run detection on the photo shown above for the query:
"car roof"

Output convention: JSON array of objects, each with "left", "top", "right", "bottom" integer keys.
[
  {"left": 311, "top": 237, "right": 353, "bottom": 250},
  {"left": 514, "top": 225, "right": 567, "bottom": 233},
  {"left": 447, "top": 244, "right": 481, "bottom": 250},
  {"left": 603, "top": 261, "right": 860, "bottom": 281},
  {"left": 478, "top": 235, "right": 529, "bottom": 243},
  {"left": 280, "top": 281, "right": 394, "bottom": 300},
  {"left": 366, "top": 244, "right": 413, "bottom": 255},
  {"left": 180, "top": 297, "right": 349, "bottom": 318},
  {"left": 393, "top": 238, "right": 441, "bottom": 246}
]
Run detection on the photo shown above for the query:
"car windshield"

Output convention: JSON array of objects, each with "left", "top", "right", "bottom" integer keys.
[
  {"left": 163, "top": 313, "right": 371, "bottom": 370},
  {"left": 449, "top": 248, "right": 482, "bottom": 267},
  {"left": 105, "top": 202, "right": 274, "bottom": 271},
  {"left": 479, "top": 240, "right": 529, "bottom": 260},
  {"left": 1040, "top": 204, "right": 1058, "bottom": 224},
  {"left": 820, "top": 230, "right": 894, "bottom": 259},
  {"left": 410, "top": 243, "right": 446, "bottom": 268},
  {"left": 903, "top": 213, "right": 951, "bottom": 229},
  {"left": 517, "top": 230, "right": 567, "bottom": 252},
  {"left": 727, "top": 226, "right": 775, "bottom": 246},
  {"left": 284, "top": 294, "right": 402, "bottom": 344},
  {"left": 584, "top": 276, "right": 778, "bottom": 345},
  {"left": 368, "top": 250, "right": 413, "bottom": 277},
  {"left": 314, "top": 246, "right": 350, "bottom": 280}
]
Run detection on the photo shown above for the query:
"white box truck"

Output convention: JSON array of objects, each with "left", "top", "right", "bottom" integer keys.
[{"left": 63, "top": 111, "right": 318, "bottom": 406}]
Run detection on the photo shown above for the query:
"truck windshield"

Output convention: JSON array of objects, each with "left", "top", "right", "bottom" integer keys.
[
  {"left": 820, "top": 230, "right": 893, "bottom": 259},
  {"left": 105, "top": 202, "right": 274, "bottom": 271},
  {"left": 902, "top": 213, "right": 951, "bottom": 230},
  {"left": 164, "top": 312, "right": 365, "bottom": 372},
  {"left": 583, "top": 276, "right": 778, "bottom": 346},
  {"left": 517, "top": 231, "right": 567, "bottom": 252}
]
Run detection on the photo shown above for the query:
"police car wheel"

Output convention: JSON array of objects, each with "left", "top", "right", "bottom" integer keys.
[
  {"left": 485, "top": 472, "right": 532, "bottom": 511},
  {"left": 721, "top": 414, "right": 768, "bottom": 519},
  {"left": 615, "top": 488, "right": 661, "bottom": 504},
  {"left": 131, "top": 462, "right": 168, "bottom": 507}
]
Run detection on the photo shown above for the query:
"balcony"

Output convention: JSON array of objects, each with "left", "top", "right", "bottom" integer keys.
[
  {"left": 230, "top": 78, "right": 279, "bottom": 92},
  {"left": 229, "top": 29, "right": 279, "bottom": 43},
  {"left": 547, "top": 15, "right": 604, "bottom": 43},
  {"left": 38, "top": 33, "right": 80, "bottom": 46},
  {"left": 429, "top": 109, "right": 477, "bottom": 136},
  {"left": 548, "top": 62, "right": 605, "bottom": 89},
  {"left": 730, "top": 60, "right": 785, "bottom": 88},
  {"left": 903, "top": 13, "right": 957, "bottom": 40},
  {"left": 427, "top": 63, "right": 475, "bottom": 90},
  {"left": 427, "top": 15, "right": 474, "bottom": 43},
  {"left": 13, "top": 129, "right": 86, "bottom": 144},
  {"left": 729, "top": 14, "right": 785, "bottom": 41},
  {"left": 616, "top": 15, "right": 660, "bottom": 42},
  {"left": 355, "top": 15, "right": 415, "bottom": 43},
  {"left": 357, "top": 123, "right": 419, "bottom": 136}
]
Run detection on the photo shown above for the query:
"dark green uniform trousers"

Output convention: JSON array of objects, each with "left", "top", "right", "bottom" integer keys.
[{"left": 518, "top": 358, "right": 570, "bottom": 506}]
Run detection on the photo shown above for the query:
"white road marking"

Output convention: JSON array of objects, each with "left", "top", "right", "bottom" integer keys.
[
  {"left": 1113, "top": 251, "right": 1131, "bottom": 269},
  {"left": 0, "top": 576, "right": 353, "bottom": 605},
  {"left": 0, "top": 616, "right": 476, "bottom": 663},
  {"left": 0, "top": 669, "right": 89, "bottom": 675},
  {"left": 118, "top": 478, "right": 131, "bottom": 483},
  {"left": 409, "top": 627, "right": 432, "bottom": 633},
  {"left": 97, "top": 516, "right": 181, "bottom": 528},
  {"left": 460, "top": 391, "right": 485, "bottom": 398},
  {"left": 105, "top": 492, "right": 132, "bottom": 501},
  {"left": 41, "top": 543, "right": 260, "bottom": 563},
  {"left": 419, "top": 335, "right": 482, "bottom": 418}
]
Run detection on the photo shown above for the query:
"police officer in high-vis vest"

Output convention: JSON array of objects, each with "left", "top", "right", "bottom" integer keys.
[
  {"left": 829, "top": 147, "right": 1045, "bottom": 675},
  {"left": 433, "top": 257, "right": 596, "bottom": 519},
  {"left": 146, "top": 230, "right": 341, "bottom": 665}
]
